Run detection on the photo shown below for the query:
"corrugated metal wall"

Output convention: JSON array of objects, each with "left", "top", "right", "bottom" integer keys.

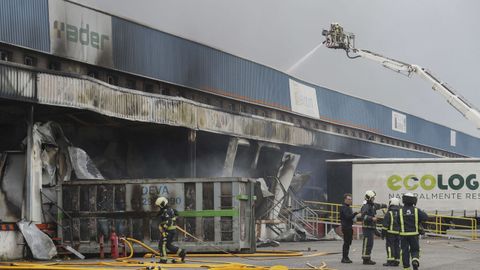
[
  {"left": 0, "top": 64, "right": 36, "bottom": 100},
  {"left": 110, "top": 16, "right": 480, "bottom": 157},
  {"left": 313, "top": 81, "right": 479, "bottom": 156},
  {"left": 455, "top": 131, "right": 478, "bottom": 156},
  {"left": 0, "top": 0, "right": 49, "bottom": 52},
  {"left": 111, "top": 17, "right": 291, "bottom": 110}
]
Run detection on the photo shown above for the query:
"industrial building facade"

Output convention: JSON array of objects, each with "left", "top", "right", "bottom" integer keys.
[{"left": 1, "top": 0, "right": 479, "bottom": 259}]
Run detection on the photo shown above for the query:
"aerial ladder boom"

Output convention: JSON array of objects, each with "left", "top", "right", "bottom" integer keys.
[{"left": 322, "top": 23, "right": 480, "bottom": 129}]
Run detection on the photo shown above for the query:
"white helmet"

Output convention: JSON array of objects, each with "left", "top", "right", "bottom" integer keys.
[
  {"left": 402, "top": 193, "right": 417, "bottom": 206},
  {"left": 388, "top": 197, "right": 401, "bottom": 207},
  {"left": 155, "top": 196, "right": 168, "bottom": 208},
  {"left": 365, "top": 190, "right": 376, "bottom": 201}
]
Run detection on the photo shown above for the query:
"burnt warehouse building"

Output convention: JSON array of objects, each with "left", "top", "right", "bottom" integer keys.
[{"left": 1, "top": 0, "right": 480, "bottom": 259}]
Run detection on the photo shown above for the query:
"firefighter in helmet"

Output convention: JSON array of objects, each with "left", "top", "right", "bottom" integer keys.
[
  {"left": 155, "top": 196, "right": 186, "bottom": 263},
  {"left": 360, "top": 190, "right": 387, "bottom": 265},
  {"left": 399, "top": 193, "right": 428, "bottom": 270},
  {"left": 381, "top": 197, "right": 401, "bottom": 266}
]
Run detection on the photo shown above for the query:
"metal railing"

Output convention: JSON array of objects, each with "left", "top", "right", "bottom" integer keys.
[
  {"left": 290, "top": 195, "right": 319, "bottom": 236},
  {"left": 265, "top": 197, "right": 319, "bottom": 238},
  {"left": 267, "top": 176, "right": 319, "bottom": 237},
  {"left": 304, "top": 200, "right": 478, "bottom": 240},
  {"left": 257, "top": 176, "right": 319, "bottom": 238},
  {"left": 425, "top": 214, "right": 478, "bottom": 240},
  {"left": 40, "top": 190, "right": 74, "bottom": 244},
  {"left": 304, "top": 200, "right": 362, "bottom": 224}
]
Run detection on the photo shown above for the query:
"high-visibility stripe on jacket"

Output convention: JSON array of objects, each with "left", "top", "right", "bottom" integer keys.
[
  {"left": 399, "top": 207, "right": 418, "bottom": 236},
  {"left": 158, "top": 207, "right": 178, "bottom": 231},
  {"left": 382, "top": 206, "right": 400, "bottom": 234},
  {"left": 386, "top": 211, "right": 400, "bottom": 234}
]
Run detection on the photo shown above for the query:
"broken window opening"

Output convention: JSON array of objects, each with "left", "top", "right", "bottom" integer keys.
[
  {"left": 97, "top": 218, "right": 112, "bottom": 242},
  {"left": 220, "top": 182, "right": 232, "bottom": 209},
  {"left": 220, "top": 217, "right": 233, "bottom": 241},
  {"left": 0, "top": 49, "right": 12, "bottom": 61},
  {"left": 202, "top": 217, "right": 214, "bottom": 241},
  {"left": 24, "top": 55, "right": 37, "bottom": 66},
  {"left": 184, "top": 183, "right": 196, "bottom": 211},
  {"left": 125, "top": 79, "right": 136, "bottom": 89},
  {"left": 96, "top": 185, "right": 114, "bottom": 212},
  {"left": 79, "top": 218, "right": 96, "bottom": 242},
  {"left": 202, "top": 183, "right": 214, "bottom": 210},
  {"left": 131, "top": 218, "right": 144, "bottom": 240},
  {"left": 183, "top": 217, "right": 196, "bottom": 242},
  {"left": 48, "top": 60, "right": 61, "bottom": 71},
  {"left": 114, "top": 185, "right": 126, "bottom": 211}
]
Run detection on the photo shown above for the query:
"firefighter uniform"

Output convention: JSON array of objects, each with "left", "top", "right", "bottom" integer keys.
[
  {"left": 382, "top": 199, "right": 401, "bottom": 266},
  {"left": 156, "top": 197, "right": 186, "bottom": 263},
  {"left": 399, "top": 194, "right": 428, "bottom": 270},
  {"left": 360, "top": 190, "right": 387, "bottom": 265}
]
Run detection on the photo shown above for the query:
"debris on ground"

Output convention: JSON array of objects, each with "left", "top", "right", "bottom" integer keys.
[{"left": 257, "top": 238, "right": 280, "bottom": 248}]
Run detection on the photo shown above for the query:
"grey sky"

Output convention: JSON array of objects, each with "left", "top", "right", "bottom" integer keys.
[{"left": 74, "top": 0, "right": 480, "bottom": 138}]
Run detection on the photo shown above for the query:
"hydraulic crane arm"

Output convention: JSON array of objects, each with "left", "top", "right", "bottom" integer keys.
[{"left": 322, "top": 23, "right": 480, "bottom": 129}]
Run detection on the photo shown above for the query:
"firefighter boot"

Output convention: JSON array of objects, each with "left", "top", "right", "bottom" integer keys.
[
  {"left": 412, "top": 260, "right": 419, "bottom": 270},
  {"left": 363, "top": 258, "right": 376, "bottom": 265},
  {"left": 179, "top": 249, "right": 187, "bottom": 262}
]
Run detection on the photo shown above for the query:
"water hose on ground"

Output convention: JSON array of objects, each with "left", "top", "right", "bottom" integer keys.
[
  {"left": 175, "top": 226, "right": 302, "bottom": 261},
  {"left": 0, "top": 229, "right": 335, "bottom": 269},
  {"left": 116, "top": 238, "right": 134, "bottom": 261}
]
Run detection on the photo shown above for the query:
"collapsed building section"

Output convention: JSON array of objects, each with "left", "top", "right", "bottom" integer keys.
[
  {"left": 0, "top": 68, "right": 342, "bottom": 258},
  {"left": 1, "top": 57, "right": 454, "bottom": 259},
  {"left": 0, "top": 64, "right": 369, "bottom": 258},
  {"left": 1, "top": 52, "right": 463, "bottom": 259}
]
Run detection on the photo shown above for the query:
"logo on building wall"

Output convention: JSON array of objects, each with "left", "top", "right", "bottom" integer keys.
[
  {"left": 392, "top": 111, "right": 407, "bottom": 133},
  {"left": 289, "top": 79, "right": 320, "bottom": 119},
  {"left": 53, "top": 20, "right": 110, "bottom": 50},
  {"left": 387, "top": 174, "right": 479, "bottom": 191},
  {"left": 49, "top": 0, "right": 113, "bottom": 66},
  {"left": 352, "top": 163, "right": 480, "bottom": 212}
]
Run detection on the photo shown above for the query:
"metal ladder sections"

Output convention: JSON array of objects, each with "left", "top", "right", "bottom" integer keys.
[
  {"left": 267, "top": 197, "right": 319, "bottom": 239},
  {"left": 263, "top": 176, "right": 319, "bottom": 238},
  {"left": 40, "top": 189, "right": 79, "bottom": 256}
]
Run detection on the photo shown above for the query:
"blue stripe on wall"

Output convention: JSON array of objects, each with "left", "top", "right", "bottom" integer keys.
[{"left": 0, "top": 0, "right": 49, "bottom": 52}]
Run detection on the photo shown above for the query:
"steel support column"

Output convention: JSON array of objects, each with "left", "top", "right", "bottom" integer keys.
[
  {"left": 25, "top": 105, "right": 34, "bottom": 221},
  {"left": 188, "top": 130, "right": 197, "bottom": 177}
]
